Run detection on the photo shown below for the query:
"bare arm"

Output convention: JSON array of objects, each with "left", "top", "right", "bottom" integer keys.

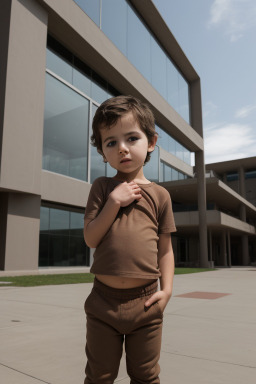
[
  {"left": 84, "top": 181, "right": 142, "bottom": 248},
  {"left": 145, "top": 233, "right": 175, "bottom": 311}
]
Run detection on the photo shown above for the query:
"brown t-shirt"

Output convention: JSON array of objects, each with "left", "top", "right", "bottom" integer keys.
[{"left": 84, "top": 177, "right": 176, "bottom": 279}]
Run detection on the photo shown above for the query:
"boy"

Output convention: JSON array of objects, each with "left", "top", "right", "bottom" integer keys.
[{"left": 84, "top": 95, "right": 176, "bottom": 384}]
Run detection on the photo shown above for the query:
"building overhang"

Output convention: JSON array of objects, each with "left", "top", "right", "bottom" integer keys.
[
  {"left": 206, "top": 156, "right": 256, "bottom": 173},
  {"left": 174, "top": 210, "right": 256, "bottom": 236},
  {"left": 161, "top": 177, "right": 256, "bottom": 220}
]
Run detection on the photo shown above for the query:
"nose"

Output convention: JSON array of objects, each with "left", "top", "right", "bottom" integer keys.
[{"left": 118, "top": 141, "right": 129, "bottom": 154}]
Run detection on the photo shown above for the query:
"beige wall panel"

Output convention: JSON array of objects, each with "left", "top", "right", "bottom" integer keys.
[
  {"left": 5, "top": 193, "right": 40, "bottom": 270},
  {"left": 220, "top": 213, "right": 256, "bottom": 235},
  {"left": 41, "top": 171, "right": 91, "bottom": 208},
  {"left": 0, "top": 0, "right": 47, "bottom": 194}
]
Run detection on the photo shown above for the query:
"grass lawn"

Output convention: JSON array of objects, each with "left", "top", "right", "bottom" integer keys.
[{"left": 0, "top": 268, "right": 215, "bottom": 287}]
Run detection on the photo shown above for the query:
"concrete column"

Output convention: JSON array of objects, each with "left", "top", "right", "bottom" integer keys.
[
  {"left": 208, "top": 229, "right": 213, "bottom": 267},
  {"left": 221, "top": 230, "right": 227, "bottom": 266},
  {"left": 242, "top": 235, "right": 250, "bottom": 266},
  {"left": 227, "top": 230, "right": 231, "bottom": 267},
  {"left": 4, "top": 193, "right": 41, "bottom": 270},
  {"left": 238, "top": 166, "right": 246, "bottom": 198},
  {"left": 190, "top": 79, "right": 208, "bottom": 268},
  {"left": 0, "top": 194, "right": 8, "bottom": 269},
  {"left": 195, "top": 150, "right": 208, "bottom": 267}
]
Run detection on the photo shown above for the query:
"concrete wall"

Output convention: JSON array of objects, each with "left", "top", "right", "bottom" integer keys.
[{"left": 0, "top": 0, "right": 48, "bottom": 194}]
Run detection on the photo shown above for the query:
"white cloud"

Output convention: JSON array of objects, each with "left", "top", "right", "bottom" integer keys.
[
  {"left": 208, "top": 0, "right": 256, "bottom": 42},
  {"left": 204, "top": 123, "right": 256, "bottom": 163},
  {"left": 235, "top": 103, "right": 256, "bottom": 118}
]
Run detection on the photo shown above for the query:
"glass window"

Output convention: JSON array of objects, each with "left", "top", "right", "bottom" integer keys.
[
  {"left": 39, "top": 206, "right": 90, "bottom": 267},
  {"left": 184, "top": 149, "right": 191, "bottom": 165},
  {"left": 91, "top": 81, "right": 109, "bottom": 104},
  {"left": 144, "top": 146, "right": 159, "bottom": 182},
  {"left": 46, "top": 49, "right": 72, "bottom": 84},
  {"left": 90, "top": 145, "right": 106, "bottom": 183},
  {"left": 176, "top": 142, "right": 184, "bottom": 161},
  {"left": 102, "top": 0, "right": 127, "bottom": 56},
  {"left": 73, "top": 68, "right": 92, "bottom": 98},
  {"left": 90, "top": 104, "right": 106, "bottom": 182},
  {"left": 245, "top": 170, "right": 256, "bottom": 179},
  {"left": 168, "top": 136, "right": 176, "bottom": 156},
  {"left": 151, "top": 38, "right": 167, "bottom": 99},
  {"left": 164, "top": 163, "right": 172, "bottom": 182},
  {"left": 43, "top": 73, "right": 89, "bottom": 181},
  {"left": 156, "top": 126, "right": 168, "bottom": 152},
  {"left": 74, "top": 0, "right": 100, "bottom": 26},
  {"left": 172, "top": 168, "right": 179, "bottom": 181},
  {"left": 127, "top": 4, "right": 151, "bottom": 83},
  {"left": 40, "top": 206, "right": 49, "bottom": 231},
  {"left": 178, "top": 74, "right": 190, "bottom": 122},
  {"left": 50, "top": 208, "right": 69, "bottom": 234},
  {"left": 167, "top": 59, "right": 179, "bottom": 112}
]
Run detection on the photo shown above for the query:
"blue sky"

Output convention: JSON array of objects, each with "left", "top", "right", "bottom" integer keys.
[{"left": 153, "top": 0, "right": 256, "bottom": 164}]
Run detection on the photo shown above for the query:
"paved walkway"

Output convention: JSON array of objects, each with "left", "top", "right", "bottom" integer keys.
[{"left": 1, "top": 268, "right": 256, "bottom": 383}]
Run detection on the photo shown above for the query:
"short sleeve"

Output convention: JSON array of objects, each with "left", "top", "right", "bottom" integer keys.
[
  {"left": 84, "top": 178, "right": 106, "bottom": 222},
  {"left": 158, "top": 194, "right": 176, "bottom": 234}
]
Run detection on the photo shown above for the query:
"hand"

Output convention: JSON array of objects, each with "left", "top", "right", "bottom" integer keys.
[
  {"left": 109, "top": 181, "right": 142, "bottom": 207},
  {"left": 144, "top": 290, "right": 172, "bottom": 313}
]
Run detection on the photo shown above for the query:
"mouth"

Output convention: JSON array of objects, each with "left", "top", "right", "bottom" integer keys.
[{"left": 120, "top": 158, "right": 131, "bottom": 164}]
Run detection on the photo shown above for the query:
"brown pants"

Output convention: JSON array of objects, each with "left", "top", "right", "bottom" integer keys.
[{"left": 84, "top": 278, "right": 163, "bottom": 384}]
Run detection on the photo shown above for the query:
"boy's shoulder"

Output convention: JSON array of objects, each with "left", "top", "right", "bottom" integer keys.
[
  {"left": 149, "top": 182, "right": 171, "bottom": 199},
  {"left": 91, "top": 176, "right": 117, "bottom": 193}
]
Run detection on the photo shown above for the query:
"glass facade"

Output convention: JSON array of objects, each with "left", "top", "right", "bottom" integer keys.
[
  {"left": 73, "top": 0, "right": 190, "bottom": 123},
  {"left": 160, "top": 161, "right": 187, "bottom": 182},
  {"left": 39, "top": 206, "right": 90, "bottom": 267},
  {"left": 43, "top": 73, "right": 89, "bottom": 181},
  {"left": 156, "top": 125, "right": 191, "bottom": 165},
  {"left": 45, "top": 38, "right": 191, "bottom": 186}
]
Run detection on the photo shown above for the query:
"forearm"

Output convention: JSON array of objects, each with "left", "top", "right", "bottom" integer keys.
[
  {"left": 159, "top": 246, "right": 175, "bottom": 298},
  {"left": 84, "top": 197, "right": 120, "bottom": 248}
]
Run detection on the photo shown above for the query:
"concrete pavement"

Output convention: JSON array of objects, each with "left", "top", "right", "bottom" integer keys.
[{"left": 1, "top": 267, "right": 256, "bottom": 383}]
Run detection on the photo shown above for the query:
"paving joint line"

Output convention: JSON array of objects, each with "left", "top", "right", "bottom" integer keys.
[
  {"left": 161, "top": 350, "right": 256, "bottom": 369},
  {"left": 0, "top": 363, "right": 52, "bottom": 383}
]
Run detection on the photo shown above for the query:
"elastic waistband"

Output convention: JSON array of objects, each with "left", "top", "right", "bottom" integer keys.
[{"left": 93, "top": 278, "right": 158, "bottom": 300}]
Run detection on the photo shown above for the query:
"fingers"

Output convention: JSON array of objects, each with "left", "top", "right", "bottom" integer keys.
[{"left": 144, "top": 292, "right": 160, "bottom": 307}]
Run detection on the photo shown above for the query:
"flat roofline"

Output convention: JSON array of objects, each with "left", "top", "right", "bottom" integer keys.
[{"left": 206, "top": 156, "right": 256, "bottom": 173}]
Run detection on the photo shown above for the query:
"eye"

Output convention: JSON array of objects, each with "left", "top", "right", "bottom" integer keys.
[
  {"left": 128, "top": 136, "right": 139, "bottom": 142},
  {"left": 106, "top": 140, "right": 116, "bottom": 147}
]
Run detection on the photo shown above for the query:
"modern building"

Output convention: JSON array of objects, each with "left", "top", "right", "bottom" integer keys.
[
  {"left": 1, "top": 0, "right": 215, "bottom": 271},
  {"left": 162, "top": 157, "right": 256, "bottom": 267}
]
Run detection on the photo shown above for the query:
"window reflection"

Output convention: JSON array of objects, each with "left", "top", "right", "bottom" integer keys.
[
  {"left": 43, "top": 73, "right": 89, "bottom": 181},
  {"left": 102, "top": 0, "right": 127, "bottom": 56},
  {"left": 39, "top": 206, "right": 90, "bottom": 267},
  {"left": 161, "top": 162, "right": 186, "bottom": 182},
  {"left": 127, "top": 5, "right": 151, "bottom": 83},
  {"left": 74, "top": 0, "right": 100, "bottom": 26},
  {"left": 144, "top": 146, "right": 159, "bottom": 182},
  {"left": 73, "top": 0, "right": 190, "bottom": 123}
]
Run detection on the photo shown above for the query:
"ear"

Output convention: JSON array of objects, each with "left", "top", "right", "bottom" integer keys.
[{"left": 148, "top": 134, "right": 158, "bottom": 153}]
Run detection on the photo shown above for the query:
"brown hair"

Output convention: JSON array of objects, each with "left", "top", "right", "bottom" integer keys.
[{"left": 91, "top": 95, "right": 157, "bottom": 164}]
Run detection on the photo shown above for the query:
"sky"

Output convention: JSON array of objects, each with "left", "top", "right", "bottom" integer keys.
[{"left": 153, "top": 0, "right": 256, "bottom": 164}]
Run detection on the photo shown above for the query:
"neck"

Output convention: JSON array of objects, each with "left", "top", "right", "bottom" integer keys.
[{"left": 114, "top": 168, "right": 149, "bottom": 184}]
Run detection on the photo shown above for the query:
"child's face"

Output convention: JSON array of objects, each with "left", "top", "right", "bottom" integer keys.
[{"left": 100, "top": 112, "right": 156, "bottom": 175}]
